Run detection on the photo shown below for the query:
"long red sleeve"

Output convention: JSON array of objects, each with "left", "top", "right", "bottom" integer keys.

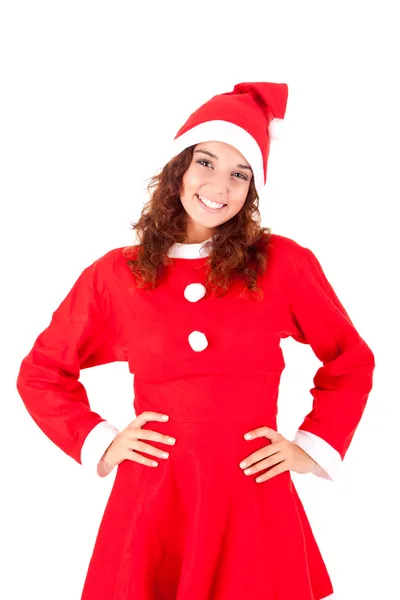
[
  {"left": 16, "top": 254, "right": 126, "bottom": 467},
  {"left": 288, "top": 247, "right": 375, "bottom": 461}
]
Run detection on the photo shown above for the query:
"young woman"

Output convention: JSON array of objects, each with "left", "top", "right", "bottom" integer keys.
[{"left": 16, "top": 82, "right": 375, "bottom": 599}]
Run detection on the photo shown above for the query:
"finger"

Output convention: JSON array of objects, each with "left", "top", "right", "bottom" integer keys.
[
  {"left": 132, "top": 440, "right": 170, "bottom": 460},
  {"left": 255, "top": 460, "right": 288, "bottom": 483},
  {"left": 131, "top": 429, "right": 176, "bottom": 446},
  {"left": 128, "top": 412, "right": 169, "bottom": 428},
  {"left": 244, "top": 426, "right": 281, "bottom": 442},
  {"left": 124, "top": 450, "right": 159, "bottom": 467},
  {"left": 239, "top": 442, "right": 283, "bottom": 469},
  {"left": 242, "top": 452, "right": 285, "bottom": 476}
]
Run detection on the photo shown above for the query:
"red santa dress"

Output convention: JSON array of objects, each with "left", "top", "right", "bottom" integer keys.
[{"left": 16, "top": 232, "right": 375, "bottom": 599}]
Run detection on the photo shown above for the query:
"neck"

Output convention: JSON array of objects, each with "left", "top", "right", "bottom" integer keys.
[
  {"left": 183, "top": 236, "right": 213, "bottom": 244},
  {"left": 183, "top": 223, "right": 217, "bottom": 244}
]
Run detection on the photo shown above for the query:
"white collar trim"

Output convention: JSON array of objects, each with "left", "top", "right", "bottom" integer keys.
[{"left": 167, "top": 237, "right": 213, "bottom": 258}]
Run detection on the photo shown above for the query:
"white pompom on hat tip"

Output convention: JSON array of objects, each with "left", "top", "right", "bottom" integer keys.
[{"left": 268, "top": 118, "right": 285, "bottom": 141}]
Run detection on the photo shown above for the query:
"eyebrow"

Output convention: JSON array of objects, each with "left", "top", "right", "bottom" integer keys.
[{"left": 193, "top": 149, "right": 252, "bottom": 171}]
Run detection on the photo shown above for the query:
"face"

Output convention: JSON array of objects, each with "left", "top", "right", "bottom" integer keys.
[{"left": 179, "top": 141, "right": 253, "bottom": 242}]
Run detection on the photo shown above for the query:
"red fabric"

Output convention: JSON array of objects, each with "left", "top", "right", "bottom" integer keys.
[
  {"left": 16, "top": 233, "right": 374, "bottom": 599},
  {"left": 16, "top": 260, "right": 126, "bottom": 465},
  {"left": 174, "top": 81, "right": 288, "bottom": 186},
  {"left": 285, "top": 246, "right": 375, "bottom": 460}
]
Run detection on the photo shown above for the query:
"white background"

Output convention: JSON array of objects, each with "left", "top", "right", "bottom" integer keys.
[{"left": 2, "top": 1, "right": 398, "bottom": 598}]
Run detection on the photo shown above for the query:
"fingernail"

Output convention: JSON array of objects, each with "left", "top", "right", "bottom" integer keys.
[
  {"left": 168, "top": 438, "right": 176, "bottom": 444},
  {"left": 244, "top": 433, "right": 252, "bottom": 439},
  {"left": 240, "top": 461, "right": 247, "bottom": 468},
  {"left": 162, "top": 415, "right": 169, "bottom": 420}
]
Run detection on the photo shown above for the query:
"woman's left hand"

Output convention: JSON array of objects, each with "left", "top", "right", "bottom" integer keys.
[{"left": 239, "top": 425, "right": 320, "bottom": 483}]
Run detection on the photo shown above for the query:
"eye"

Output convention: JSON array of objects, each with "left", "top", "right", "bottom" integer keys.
[
  {"left": 196, "top": 159, "right": 248, "bottom": 181},
  {"left": 234, "top": 172, "right": 248, "bottom": 180},
  {"left": 197, "top": 159, "right": 212, "bottom": 169}
]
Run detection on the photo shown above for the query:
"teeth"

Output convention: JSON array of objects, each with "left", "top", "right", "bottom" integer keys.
[{"left": 198, "top": 195, "right": 225, "bottom": 209}]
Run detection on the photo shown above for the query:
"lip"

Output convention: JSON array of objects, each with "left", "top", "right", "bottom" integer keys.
[{"left": 196, "top": 194, "right": 227, "bottom": 213}]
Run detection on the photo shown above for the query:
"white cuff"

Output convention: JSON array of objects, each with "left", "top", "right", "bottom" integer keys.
[
  {"left": 80, "top": 421, "right": 120, "bottom": 478},
  {"left": 292, "top": 430, "right": 342, "bottom": 481}
]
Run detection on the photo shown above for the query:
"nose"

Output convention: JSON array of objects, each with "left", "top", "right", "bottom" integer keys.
[{"left": 204, "top": 170, "right": 229, "bottom": 200}]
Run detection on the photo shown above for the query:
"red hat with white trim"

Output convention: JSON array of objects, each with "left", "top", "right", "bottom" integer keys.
[{"left": 165, "top": 81, "right": 288, "bottom": 198}]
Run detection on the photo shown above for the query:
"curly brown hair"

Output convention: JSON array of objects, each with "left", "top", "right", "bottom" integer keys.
[{"left": 122, "top": 144, "right": 272, "bottom": 300}]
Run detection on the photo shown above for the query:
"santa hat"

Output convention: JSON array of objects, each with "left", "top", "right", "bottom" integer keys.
[{"left": 163, "top": 81, "right": 288, "bottom": 198}]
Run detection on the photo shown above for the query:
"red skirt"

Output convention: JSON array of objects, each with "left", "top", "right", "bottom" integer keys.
[{"left": 81, "top": 418, "right": 335, "bottom": 599}]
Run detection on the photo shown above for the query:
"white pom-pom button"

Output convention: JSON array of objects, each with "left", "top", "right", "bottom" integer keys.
[
  {"left": 188, "top": 331, "right": 208, "bottom": 352},
  {"left": 268, "top": 117, "right": 285, "bottom": 141},
  {"left": 184, "top": 283, "right": 206, "bottom": 302}
]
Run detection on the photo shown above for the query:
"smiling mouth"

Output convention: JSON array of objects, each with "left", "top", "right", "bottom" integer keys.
[{"left": 196, "top": 194, "right": 227, "bottom": 210}]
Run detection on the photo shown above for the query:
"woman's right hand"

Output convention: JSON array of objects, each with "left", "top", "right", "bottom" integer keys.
[{"left": 97, "top": 412, "right": 176, "bottom": 477}]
